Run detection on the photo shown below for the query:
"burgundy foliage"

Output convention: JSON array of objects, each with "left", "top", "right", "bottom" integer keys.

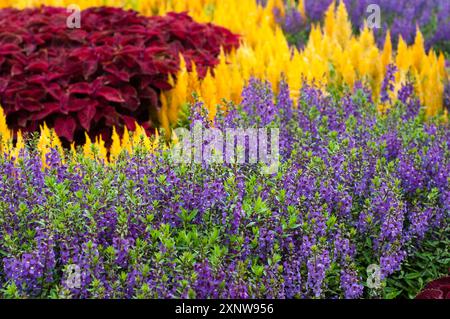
[
  {"left": 0, "top": 7, "right": 239, "bottom": 143},
  {"left": 415, "top": 276, "right": 450, "bottom": 299}
]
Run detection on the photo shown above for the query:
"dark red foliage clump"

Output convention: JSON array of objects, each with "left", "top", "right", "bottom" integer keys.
[
  {"left": 0, "top": 7, "right": 239, "bottom": 144},
  {"left": 415, "top": 276, "right": 450, "bottom": 299}
]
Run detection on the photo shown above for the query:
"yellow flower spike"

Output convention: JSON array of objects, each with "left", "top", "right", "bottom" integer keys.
[
  {"left": 110, "top": 126, "right": 122, "bottom": 163},
  {"left": 158, "top": 93, "right": 171, "bottom": 137},
  {"left": 136, "top": 124, "right": 152, "bottom": 153},
  {"left": 335, "top": 0, "right": 352, "bottom": 48},
  {"left": 230, "top": 63, "right": 245, "bottom": 104},
  {"left": 0, "top": 106, "right": 10, "bottom": 139},
  {"left": 51, "top": 130, "right": 63, "bottom": 155},
  {"left": 359, "top": 23, "right": 376, "bottom": 51},
  {"left": 83, "top": 133, "right": 94, "bottom": 160},
  {"left": 396, "top": 35, "right": 411, "bottom": 73},
  {"left": 37, "top": 123, "right": 54, "bottom": 166},
  {"left": 214, "top": 48, "right": 232, "bottom": 103},
  {"left": 132, "top": 123, "right": 142, "bottom": 146},
  {"left": 337, "top": 50, "right": 356, "bottom": 88},
  {"left": 348, "top": 39, "right": 363, "bottom": 77},
  {"left": 324, "top": 1, "right": 336, "bottom": 38},
  {"left": 412, "top": 27, "right": 426, "bottom": 71},
  {"left": 94, "top": 135, "right": 108, "bottom": 162},
  {"left": 121, "top": 126, "right": 133, "bottom": 154},
  {"left": 37, "top": 123, "right": 49, "bottom": 153},
  {"left": 368, "top": 47, "right": 383, "bottom": 99},
  {"left": 381, "top": 31, "right": 392, "bottom": 74},
  {"left": 200, "top": 69, "right": 218, "bottom": 121},
  {"left": 153, "top": 129, "right": 160, "bottom": 151},
  {"left": 70, "top": 143, "right": 77, "bottom": 161},
  {"left": 286, "top": 51, "right": 303, "bottom": 102},
  {"left": 167, "top": 55, "right": 189, "bottom": 125},
  {"left": 0, "top": 106, "right": 11, "bottom": 153},
  {"left": 437, "top": 52, "right": 446, "bottom": 79},
  {"left": 187, "top": 62, "right": 200, "bottom": 101},
  {"left": 166, "top": 95, "right": 179, "bottom": 127},
  {"left": 413, "top": 67, "right": 425, "bottom": 108},
  {"left": 37, "top": 123, "right": 64, "bottom": 161},
  {"left": 171, "top": 128, "right": 179, "bottom": 145},
  {"left": 11, "top": 130, "right": 25, "bottom": 162},
  {"left": 424, "top": 62, "right": 444, "bottom": 117}
]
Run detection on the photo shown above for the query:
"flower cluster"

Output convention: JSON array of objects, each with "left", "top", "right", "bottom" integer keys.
[
  {"left": 0, "top": 7, "right": 239, "bottom": 144},
  {"left": 0, "top": 78, "right": 448, "bottom": 299},
  {"left": 276, "top": 0, "right": 450, "bottom": 53}
]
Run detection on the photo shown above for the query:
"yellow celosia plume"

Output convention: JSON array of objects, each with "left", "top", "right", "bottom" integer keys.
[
  {"left": 0, "top": 106, "right": 11, "bottom": 154},
  {"left": 37, "top": 123, "right": 64, "bottom": 166}
]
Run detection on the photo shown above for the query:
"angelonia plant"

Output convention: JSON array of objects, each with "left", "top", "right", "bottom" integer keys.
[{"left": 0, "top": 78, "right": 448, "bottom": 299}]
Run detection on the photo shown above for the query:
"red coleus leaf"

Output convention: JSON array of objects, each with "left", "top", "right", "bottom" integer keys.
[
  {"left": 26, "top": 61, "right": 49, "bottom": 72},
  {"left": 103, "top": 64, "right": 130, "bottom": 82},
  {"left": 29, "top": 102, "right": 59, "bottom": 120},
  {"left": 17, "top": 98, "right": 42, "bottom": 112},
  {"left": 53, "top": 115, "right": 77, "bottom": 142},
  {"left": 94, "top": 105, "right": 120, "bottom": 127},
  {"left": 69, "top": 82, "right": 92, "bottom": 95},
  {"left": 0, "top": 7, "right": 239, "bottom": 144},
  {"left": 82, "top": 60, "right": 99, "bottom": 80},
  {"left": 121, "top": 115, "right": 137, "bottom": 131},
  {"left": 68, "top": 97, "right": 94, "bottom": 112},
  {"left": 0, "top": 78, "right": 8, "bottom": 93},
  {"left": 43, "top": 83, "right": 63, "bottom": 100},
  {"left": 0, "top": 43, "right": 20, "bottom": 55},
  {"left": 77, "top": 101, "right": 98, "bottom": 131},
  {"left": 96, "top": 86, "right": 125, "bottom": 103},
  {"left": 120, "top": 85, "right": 140, "bottom": 111}
]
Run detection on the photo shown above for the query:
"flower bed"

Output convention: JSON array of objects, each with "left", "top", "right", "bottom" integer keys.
[
  {"left": 0, "top": 0, "right": 448, "bottom": 300},
  {"left": 0, "top": 79, "right": 448, "bottom": 298}
]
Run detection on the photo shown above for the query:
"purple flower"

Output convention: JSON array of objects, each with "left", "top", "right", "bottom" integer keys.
[
  {"left": 380, "top": 64, "right": 398, "bottom": 104},
  {"left": 340, "top": 269, "right": 363, "bottom": 299}
]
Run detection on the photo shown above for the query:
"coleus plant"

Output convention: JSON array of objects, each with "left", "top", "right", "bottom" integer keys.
[
  {"left": 0, "top": 7, "right": 239, "bottom": 144},
  {"left": 416, "top": 276, "right": 450, "bottom": 299}
]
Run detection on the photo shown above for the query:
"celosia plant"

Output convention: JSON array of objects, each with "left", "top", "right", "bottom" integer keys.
[{"left": 0, "top": 7, "right": 239, "bottom": 144}]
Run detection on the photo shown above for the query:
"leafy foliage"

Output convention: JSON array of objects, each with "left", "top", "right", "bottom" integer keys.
[{"left": 0, "top": 7, "right": 239, "bottom": 144}]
